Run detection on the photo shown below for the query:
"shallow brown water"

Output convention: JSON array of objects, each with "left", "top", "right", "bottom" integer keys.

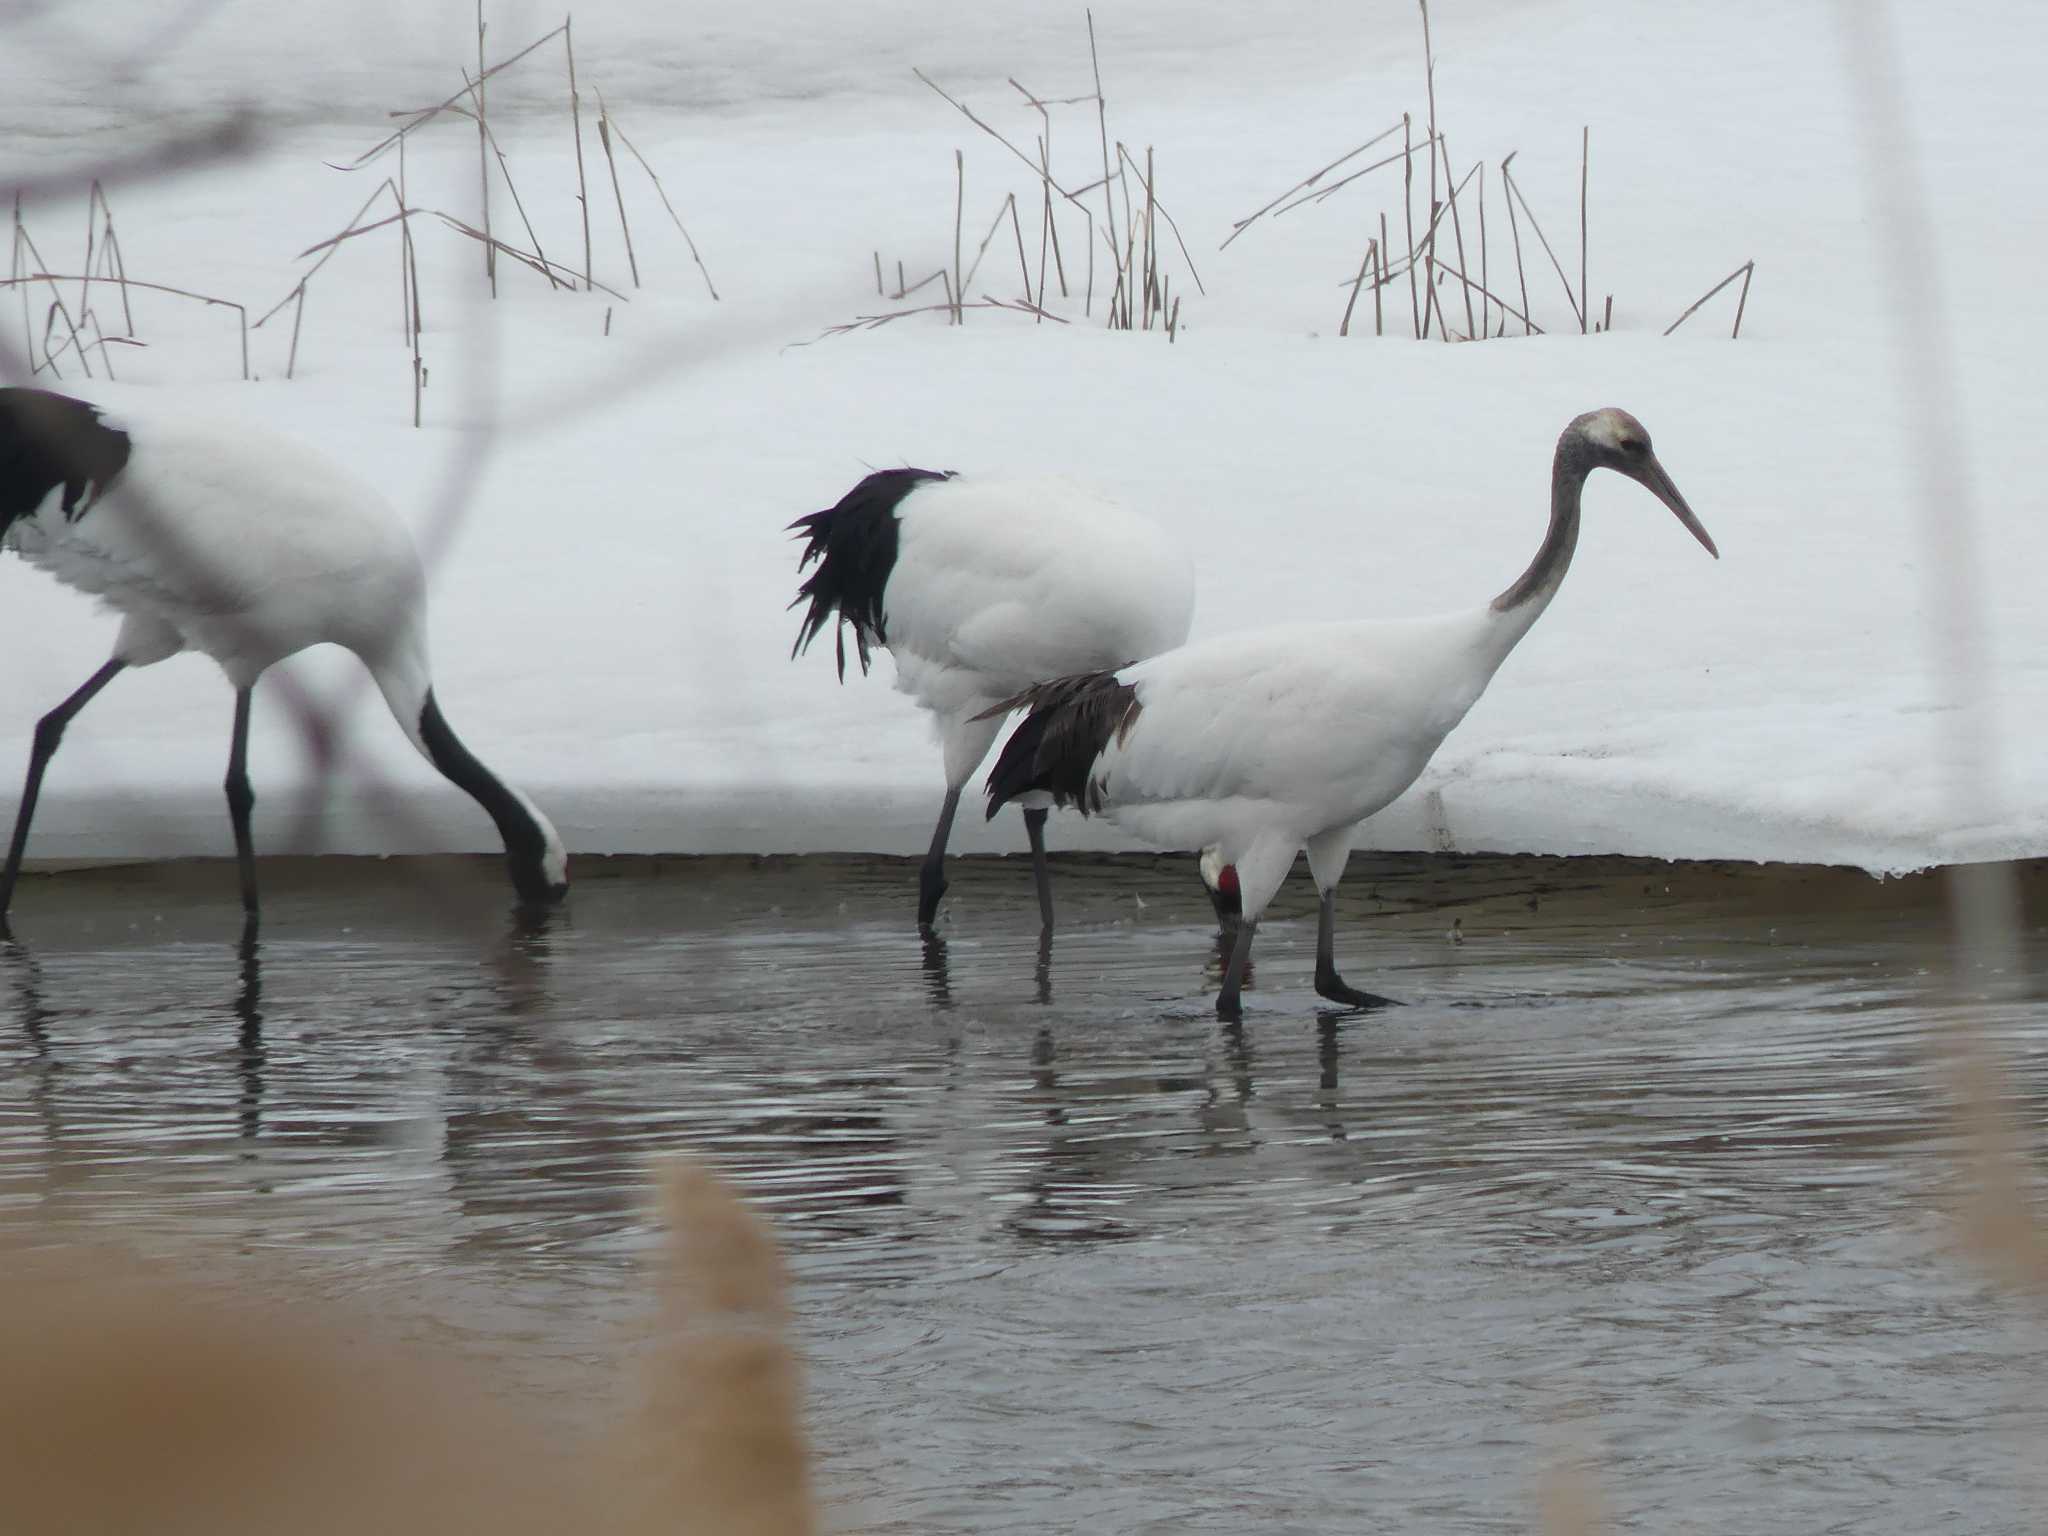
[{"left": 4, "top": 853, "right": 2048, "bottom": 1533}]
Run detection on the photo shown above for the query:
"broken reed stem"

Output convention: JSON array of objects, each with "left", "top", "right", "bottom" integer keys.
[
  {"left": 1442, "top": 137, "right": 1477, "bottom": 339},
  {"left": 1143, "top": 145, "right": 1157, "bottom": 327},
  {"left": 913, "top": 68, "right": 1093, "bottom": 218},
  {"left": 608, "top": 116, "right": 719, "bottom": 299},
  {"left": 1221, "top": 122, "right": 1402, "bottom": 248},
  {"left": 873, "top": 250, "right": 883, "bottom": 296},
  {"left": 565, "top": 15, "right": 592, "bottom": 290},
  {"left": 1340, "top": 236, "right": 1376, "bottom": 336},
  {"left": 1662, "top": 258, "right": 1755, "bottom": 337},
  {"left": 1502, "top": 153, "right": 1532, "bottom": 334},
  {"left": 596, "top": 95, "right": 639, "bottom": 288},
  {"left": 1504, "top": 159, "right": 1582, "bottom": 329},
  {"left": 1089, "top": 8, "right": 1117, "bottom": 314},
  {"left": 256, "top": 178, "right": 404, "bottom": 327},
  {"left": 1578, "top": 125, "right": 1588, "bottom": 334},
  {"left": 476, "top": 2, "right": 495, "bottom": 293}
]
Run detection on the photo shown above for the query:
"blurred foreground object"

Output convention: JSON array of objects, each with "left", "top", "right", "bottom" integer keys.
[{"left": 0, "top": 1159, "right": 815, "bottom": 1536}]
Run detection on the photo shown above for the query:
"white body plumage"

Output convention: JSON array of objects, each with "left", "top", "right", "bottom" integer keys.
[
  {"left": 884, "top": 474, "right": 1195, "bottom": 784},
  {"left": 0, "top": 388, "right": 568, "bottom": 914}
]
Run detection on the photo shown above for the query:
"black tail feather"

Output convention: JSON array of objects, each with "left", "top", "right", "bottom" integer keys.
[
  {"left": 0, "top": 387, "right": 131, "bottom": 541},
  {"left": 982, "top": 669, "right": 1141, "bottom": 819},
  {"left": 787, "top": 467, "right": 952, "bottom": 680}
]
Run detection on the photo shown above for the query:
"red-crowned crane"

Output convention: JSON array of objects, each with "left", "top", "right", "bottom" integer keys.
[
  {"left": 790, "top": 468, "right": 1198, "bottom": 931},
  {"left": 0, "top": 387, "right": 569, "bottom": 926},
  {"left": 984, "top": 409, "right": 1718, "bottom": 1017}
]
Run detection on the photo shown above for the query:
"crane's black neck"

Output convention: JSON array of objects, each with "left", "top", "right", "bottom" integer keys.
[
  {"left": 1490, "top": 432, "right": 1596, "bottom": 615},
  {"left": 417, "top": 689, "right": 561, "bottom": 906}
]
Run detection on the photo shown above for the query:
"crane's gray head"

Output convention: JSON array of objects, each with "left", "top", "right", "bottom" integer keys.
[{"left": 1568, "top": 407, "right": 1718, "bottom": 558}]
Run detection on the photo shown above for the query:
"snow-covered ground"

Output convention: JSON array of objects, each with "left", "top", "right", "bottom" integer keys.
[{"left": 2, "top": 0, "right": 2041, "bottom": 874}]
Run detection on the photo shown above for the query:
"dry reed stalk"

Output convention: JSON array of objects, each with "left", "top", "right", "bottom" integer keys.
[
  {"left": 796, "top": 294, "right": 1067, "bottom": 345},
  {"left": 1661, "top": 259, "right": 1755, "bottom": 337},
  {"left": 1166, "top": 291, "right": 1180, "bottom": 341},
  {"left": 1114, "top": 141, "right": 1203, "bottom": 296},
  {"left": 1419, "top": 0, "right": 1440, "bottom": 329},
  {"left": 1503, "top": 158, "right": 1582, "bottom": 330},
  {"left": 1007, "top": 195, "right": 1032, "bottom": 308},
  {"left": 88, "top": 181, "right": 137, "bottom": 335},
  {"left": 1441, "top": 137, "right": 1477, "bottom": 338},
  {"left": 607, "top": 116, "right": 719, "bottom": 300},
  {"left": 1142, "top": 145, "right": 1158, "bottom": 327},
  {"left": 468, "top": 78, "right": 567, "bottom": 290},
  {"left": 1600, "top": 293, "right": 1612, "bottom": 332},
  {"left": 1578, "top": 125, "right": 1588, "bottom": 333},
  {"left": 912, "top": 69, "right": 1092, "bottom": 218},
  {"left": 1501, "top": 152, "right": 1532, "bottom": 334},
  {"left": 1036, "top": 135, "right": 1054, "bottom": 307},
  {"left": 1270, "top": 138, "right": 1431, "bottom": 219},
  {"left": 1378, "top": 211, "right": 1389, "bottom": 335},
  {"left": 343, "top": 23, "right": 566, "bottom": 169},
  {"left": 398, "top": 135, "right": 418, "bottom": 343},
  {"left": 1220, "top": 122, "right": 1401, "bottom": 248},
  {"left": 872, "top": 250, "right": 882, "bottom": 296},
  {"left": 11, "top": 219, "right": 93, "bottom": 378},
  {"left": 597, "top": 95, "right": 640, "bottom": 289},
  {"left": 1399, "top": 254, "right": 1544, "bottom": 333},
  {"left": 0, "top": 273, "right": 252, "bottom": 378},
  {"left": 1339, "top": 237, "right": 1376, "bottom": 337},
  {"left": 1477, "top": 162, "right": 1489, "bottom": 336},
  {"left": 256, "top": 178, "right": 404, "bottom": 329},
  {"left": 959, "top": 192, "right": 1019, "bottom": 294},
  {"left": 286, "top": 286, "right": 306, "bottom": 377},
  {"left": 430, "top": 211, "right": 629, "bottom": 298},
  {"left": 1088, "top": 8, "right": 1117, "bottom": 315},
  {"left": 476, "top": 0, "right": 495, "bottom": 293},
  {"left": 1401, "top": 114, "right": 1420, "bottom": 338},
  {"left": 565, "top": 16, "right": 592, "bottom": 290},
  {"left": 951, "top": 149, "right": 965, "bottom": 324}
]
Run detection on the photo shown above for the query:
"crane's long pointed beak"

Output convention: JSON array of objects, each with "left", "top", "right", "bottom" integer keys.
[{"left": 1641, "top": 456, "right": 1718, "bottom": 559}]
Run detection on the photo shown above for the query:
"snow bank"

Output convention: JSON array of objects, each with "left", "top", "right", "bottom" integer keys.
[{"left": 1, "top": 0, "right": 2041, "bottom": 875}]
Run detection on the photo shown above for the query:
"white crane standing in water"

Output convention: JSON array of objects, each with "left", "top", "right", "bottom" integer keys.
[
  {"left": 790, "top": 467, "right": 1201, "bottom": 932},
  {"left": 0, "top": 387, "right": 569, "bottom": 925},
  {"left": 984, "top": 408, "right": 1719, "bottom": 1018}
]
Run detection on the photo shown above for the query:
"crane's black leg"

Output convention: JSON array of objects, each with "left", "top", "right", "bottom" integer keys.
[
  {"left": 225, "top": 686, "right": 259, "bottom": 920},
  {"left": 1022, "top": 806, "right": 1055, "bottom": 932},
  {"left": 1216, "top": 917, "right": 1258, "bottom": 1021},
  {"left": 0, "top": 659, "right": 126, "bottom": 918},
  {"left": 918, "top": 786, "right": 962, "bottom": 930},
  {"left": 1313, "top": 888, "right": 1399, "bottom": 1009}
]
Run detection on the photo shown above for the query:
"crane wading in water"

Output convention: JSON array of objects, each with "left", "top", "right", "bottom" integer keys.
[
  {"left": 983, "top": 409, "right": 1718, "bottom": 1018},
  {"left": 0, "top": 388, "right": 569, "bottom": 926},
  {"left": 790, "top": 467, "right": 1199, "bottom": 932}
]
